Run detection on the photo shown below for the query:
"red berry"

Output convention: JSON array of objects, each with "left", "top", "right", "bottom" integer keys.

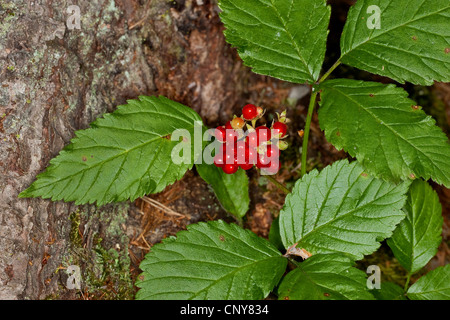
[
  {"left": 222, "top": 144, "right": 237, "bottom": 165},
  {"left": 236, "top": 140, "right": 257, "bottom": 167},
  {"left": 231, "top": 117, "right": 245, "bottom": 130},
  {"left": 214, "top": 154, "right": 225, "bottom": 167},
  {"left": 214, "top": 145, "right": 226, "bottom": 167},
  {"left": 222, "top": 164, "right": 238, "bottom": 174},
  {"left": 261, "top": 162, "right": 279, "bottom": 175},
  {"left": 272, "top": 122, "right": 287, "bottom": 138},
  {"left": 239, "top": 163, "right": 253, "bottom": 170},
  {"left": 225, "top": 121, "right": 233, "bottom": 130},
  {"left": 225, "top": 152, "right": 236, "bottom": 165},
  {"left": 242, "top": 104, "right": 258, "bottom": 120},
  {"left": 214, "top": 126, "right": 226, "bottom": 142},
  {"left": 256, "top": 155, "right": 271, "bottom": 168},
  {"left": 257, "top": 156, "right": 280, "bottom": 170},
  {"left": 224, "top": 127, "right": 238, "bottom": 144},
  {"left": 245, "top": 131, "right": 258, "bottom": 148},
  {"left": 266, "top": 145, "right": 280, "bottom": 159},
  {"left": 257, "top": 145, "right": 280, "bottom": 168},
  {"left": 235, "top": 141, "right": 247, "bottom": 162},
  {"left": 255, "top": 126, "right": 271, "bottom": 144},
  {"left": 245, "top": 126, "right": 272, "bottom": 147},
  {"left": 214, "top": 144, "right": 235, "bottom": 166}
]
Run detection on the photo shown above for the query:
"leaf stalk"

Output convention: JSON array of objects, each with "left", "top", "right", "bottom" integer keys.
[
  {"left": 264, "top": 174, "right": 290, "bottom": 194},
  {"left": 301, "top": 59, "right": 341, "bottom": 176}
]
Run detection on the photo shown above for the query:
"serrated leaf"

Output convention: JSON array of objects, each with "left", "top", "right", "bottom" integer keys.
[
  {"left": 388, "top": 180, "right": 443, "bottom": 273},
  {"left": 136, "top": 220, "right": 287, "bottom": 300},
  {"left": 371, "top": 282, "right": 406, "bottom": 300},
  {"left": 219, "top": 0, "right": 331, "bottom": 83},
  {"left": 340, "top": 0, "right": 450, "bottom": 85},
  {"left": 319, "top": 79, "right": 450, "bottom": 187},
  {"left": 277, "top": 254, "right": 374, "bottom": 300},
  {"left": 279, "top": 159, "right": 409, "bottom": 260},
  {"left": 20, "top": 96, "right": 203, "bottom": 205},
  {"left": 407, "top": 265, "right": 450, "bottom": 300},
  {"left": 196, "top": 163, "right": 250, "bottom": 218}
]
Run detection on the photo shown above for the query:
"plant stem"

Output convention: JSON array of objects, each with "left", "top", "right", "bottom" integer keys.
[
  {"left": 287, "top": 257, "right": 300, "bottom": 267},
  {"left": 234, "top": 215, "right": 244, "bottom": 228},
  {"left": 318, "top": 59, "right": 341, "bottom": 83},
  {"left": 404, "top": 273, "right": 412, "bottom": 292},
  {"left": 264, "top": 174, "right": 290, "bottom": 194},
  {"left": 301, "top": 89, "right": 318, "bottom": 176},
  {"left": 300, "top": 59, "right": 341, "bottom": 176}
]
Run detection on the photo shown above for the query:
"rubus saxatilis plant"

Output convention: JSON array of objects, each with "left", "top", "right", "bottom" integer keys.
[{"left": 20, "top": 0, "right": 450, "bottom": 300}]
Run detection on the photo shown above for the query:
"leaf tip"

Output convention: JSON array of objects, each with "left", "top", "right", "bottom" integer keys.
[{"left": 18, "top": 189, "right": 31, "bottom": 199}]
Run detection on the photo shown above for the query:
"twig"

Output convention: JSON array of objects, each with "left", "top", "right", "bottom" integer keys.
[
  {"left": 138, "top": 233, "right": 152, "bottom": 251},
  {"left": 264, "top": 174, "right": 290, "bottom": 194},
  {"left": 141, "top": 196, "right": 186, "bottom": 218}
]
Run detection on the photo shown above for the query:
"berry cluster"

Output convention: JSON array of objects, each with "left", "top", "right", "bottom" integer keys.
[{"left": 213, "top": 104, "right": 289, "bottom": 174}]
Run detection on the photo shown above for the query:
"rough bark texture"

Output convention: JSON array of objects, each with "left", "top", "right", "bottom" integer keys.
[
  {"left": 0, "top": 0, "right": 248, "bottom": 299},
  {"left": 2, "top": 0, "right": 447, "bottom": 300}
]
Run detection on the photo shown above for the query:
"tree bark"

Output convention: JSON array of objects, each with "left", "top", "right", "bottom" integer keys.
[{"left": 0, "top": 0, "right": 247, "bottom": 299}]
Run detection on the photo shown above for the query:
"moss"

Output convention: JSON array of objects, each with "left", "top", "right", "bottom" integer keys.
[
  {"left": 44, "top": 293, "right": 60, "bottom": 300},
  {"left": 0, "top": 2, "right": 17, "bottom": 38},
  {"left": 65, "top": 204, "right": 134, "bottom": 300},
  {"left": 84, "top": 239, "right": 134, "bottom": 300},
  {"left": 69, "top": 211, "right": 83, "bottom": 248}
]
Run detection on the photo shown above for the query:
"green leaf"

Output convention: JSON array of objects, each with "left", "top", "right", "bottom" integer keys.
[
  {"left": 407, "top": 265, "right": 450, "bottom": 300},
  {"left": 340, "top": 0, "right": 450, "bottom": 85},
  {"left": 20, "top": 96, "right": 203, "bottom": 205},
  {"left": 279, "top": 159, "right": 409, "bottom": 260},
  {"left": 371, "top": 282, "right": 406, "bottom": 300},
  {"left": 388, "top": 180, "right": 443, "bottom": 273},
  {"left": 136, "top": 220, "right": 287, "bottom": 300},
  {"left": 196, "top": 163, "right": 250, "bottom": 219},
  {"left": 277, "top": 254, "right": 374, "bottom": 300},
  {"left": 319, "top": 79, "right": 450, "bottom": 187},
  {"left": 219, "top": 0, "right": 331, "bottom": 83}
]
